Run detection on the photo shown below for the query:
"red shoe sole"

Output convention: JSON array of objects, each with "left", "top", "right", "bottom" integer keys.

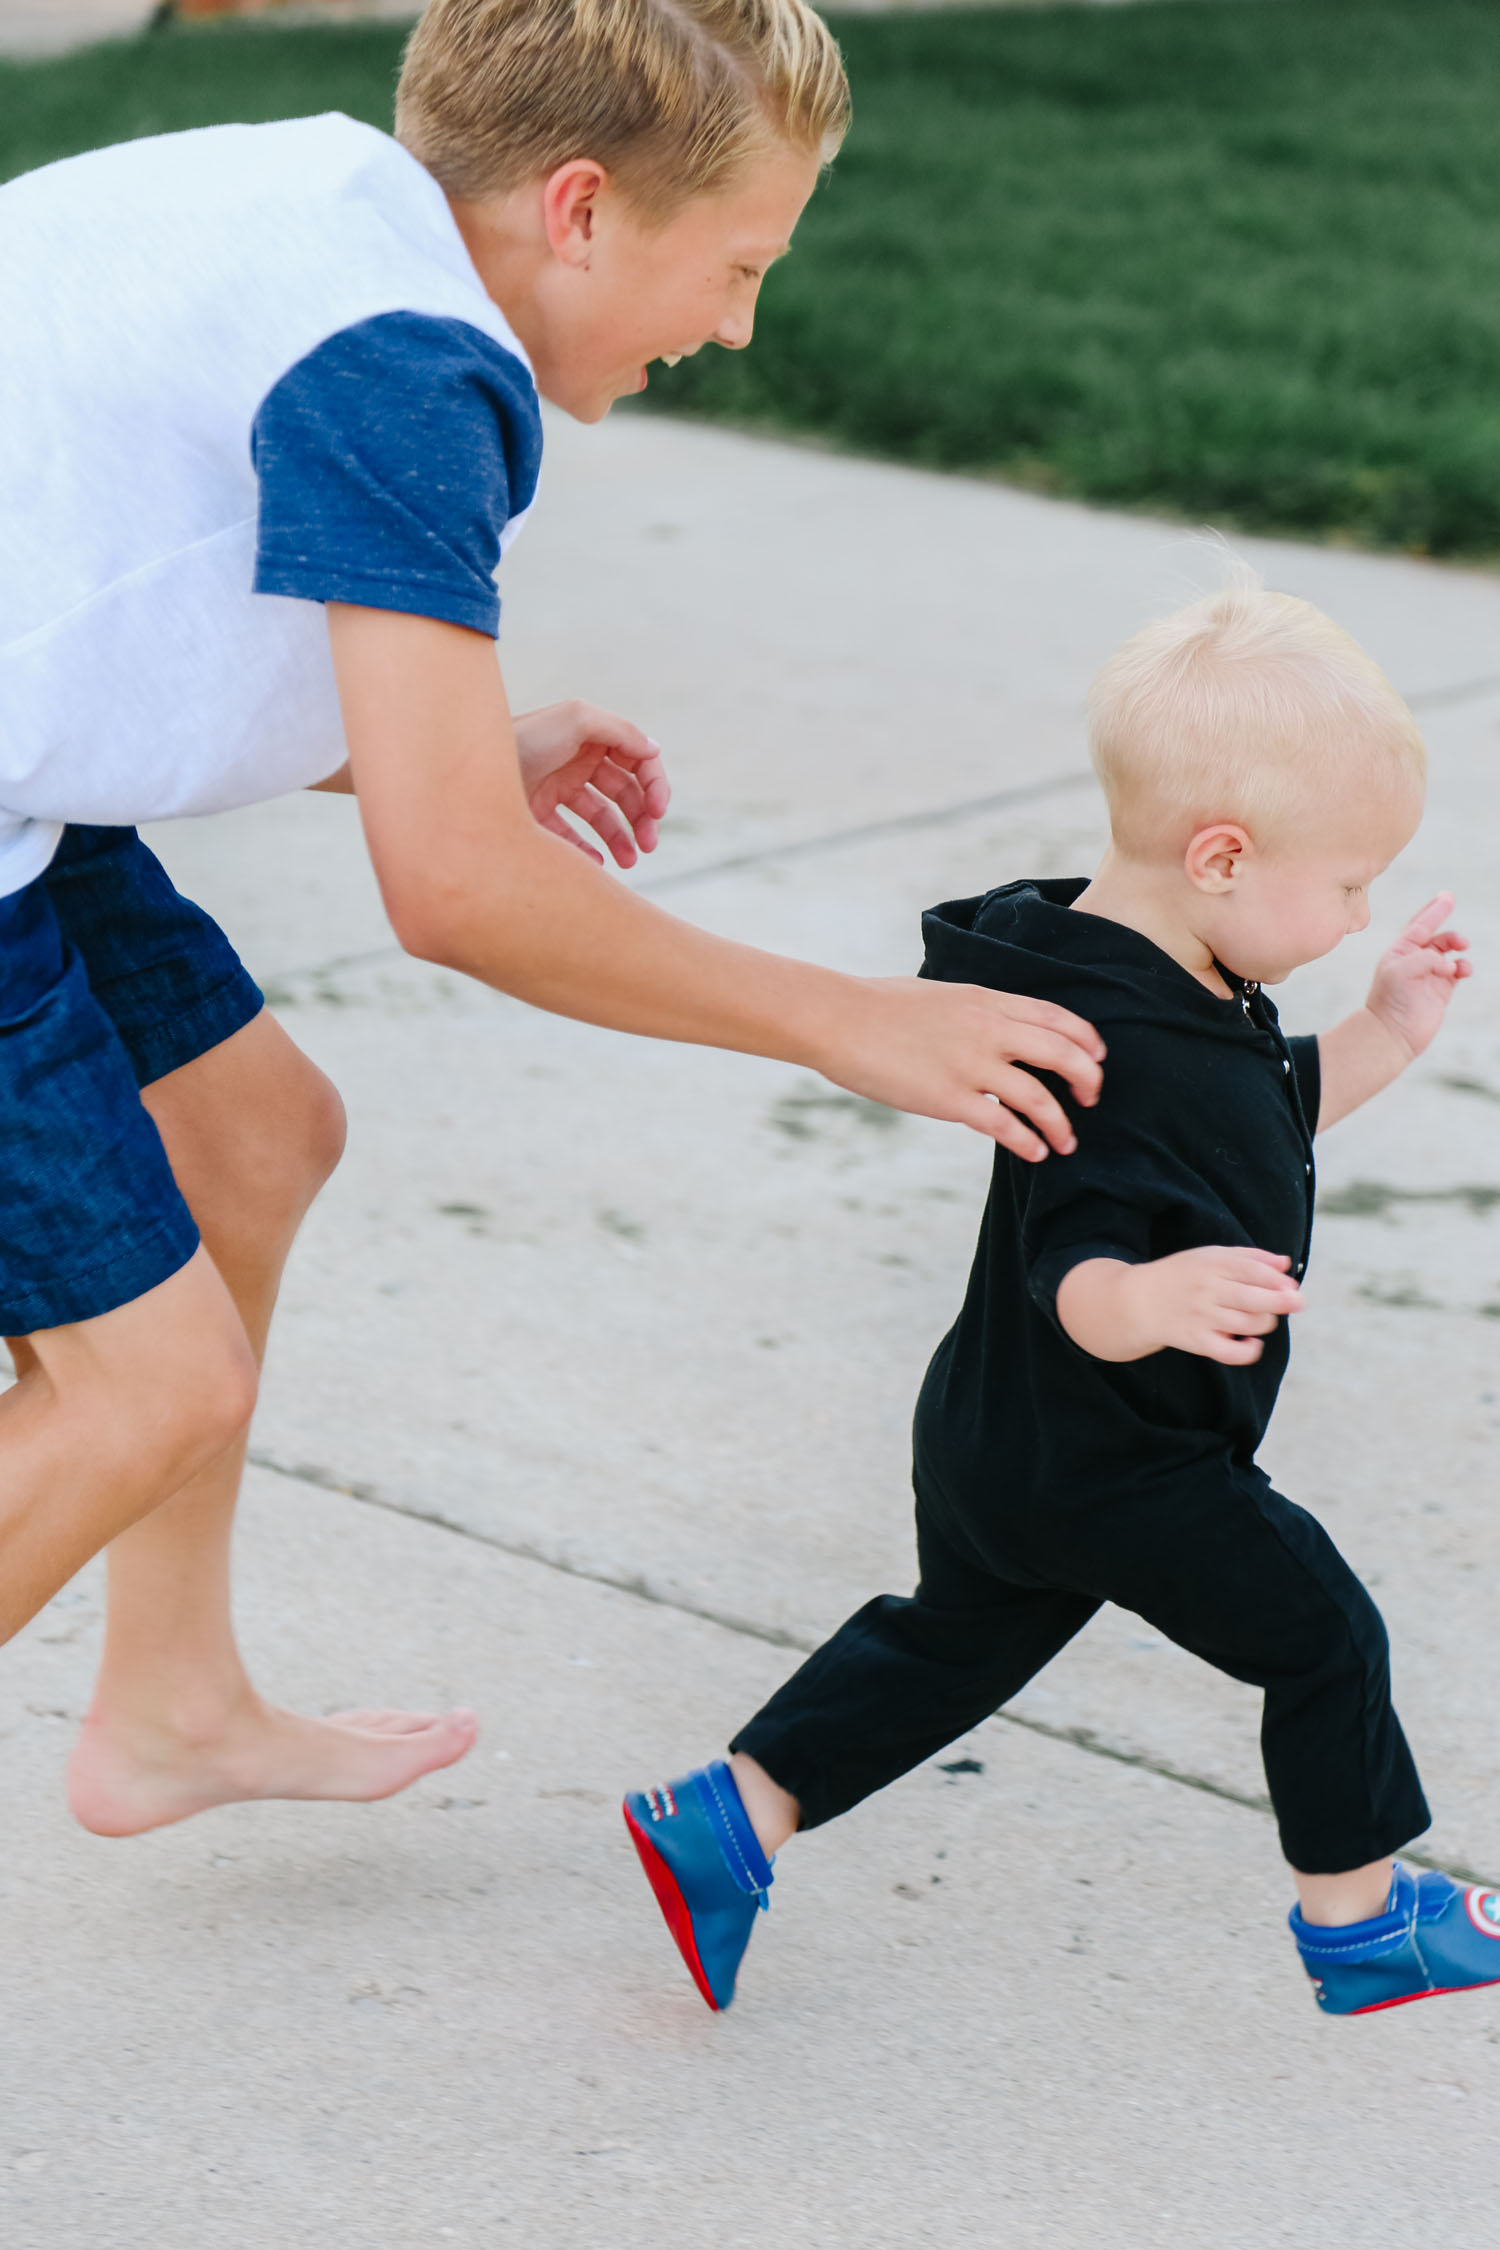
[
  {"left": 1347, "top": 1972, "right": 1500, "bottom": 2016},
  {"left": 622, "top": 1801, "right": 721, "bottom": 2012}
]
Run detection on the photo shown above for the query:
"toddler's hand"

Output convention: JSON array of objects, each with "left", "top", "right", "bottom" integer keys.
[
  {"left": 1130, "top": 1246, "right": 1303, "bottom": 1365},
  {"left": 514, "top": 699, "right": 671, "bottom": 868},
  {"left": 1058, "top": 1245, "right": 1303, "bottom": 1366},
  {"left": 1365, "top": 893, "right": 1471, "bottom": 1062}
]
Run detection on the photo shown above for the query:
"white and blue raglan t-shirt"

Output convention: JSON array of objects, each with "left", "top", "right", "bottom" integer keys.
[{"left": 0, "top": 113, "right": 542, "bottom": 898}]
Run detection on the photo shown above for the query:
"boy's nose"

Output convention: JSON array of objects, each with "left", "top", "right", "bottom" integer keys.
[{"left": 715, "top": 313, "right": 755, "bottom": 350}]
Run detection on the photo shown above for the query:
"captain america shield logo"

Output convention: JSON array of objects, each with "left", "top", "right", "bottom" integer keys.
[{"left": 1463, "top": 1887, "right": 1500, "bottom": 1938}]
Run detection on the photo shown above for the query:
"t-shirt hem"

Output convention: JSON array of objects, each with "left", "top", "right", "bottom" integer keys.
[{"left": 253, "top": 563, "right": 499, "bottom": 637}]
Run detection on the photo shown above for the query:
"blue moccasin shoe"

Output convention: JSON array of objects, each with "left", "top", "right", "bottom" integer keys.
[
  {"left": 623, "top": 1761, "right": 773, "bottom": 2011},
  {"left": 1291, "top": 1862, "right": 1500, "bottom": 2015}
]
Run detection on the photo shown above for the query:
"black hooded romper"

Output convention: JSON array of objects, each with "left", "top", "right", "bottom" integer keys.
[{"left": 732, "top": 880, "right": 1428, "bottom": 1873}]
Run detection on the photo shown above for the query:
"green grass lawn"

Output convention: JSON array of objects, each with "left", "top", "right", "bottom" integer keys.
[{"left": 6, "top": 2, "right": 1500, "bottom": 555}]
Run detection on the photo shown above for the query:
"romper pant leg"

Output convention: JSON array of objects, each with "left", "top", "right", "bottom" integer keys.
[
  {"left": 730, "top": 1482, "right": 1099, "bottom": 1830},
  {"left": 1026, "top": 1470, "right": 1430, "bottom": 1875}
]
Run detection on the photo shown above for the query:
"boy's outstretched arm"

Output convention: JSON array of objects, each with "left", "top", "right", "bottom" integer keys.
[
  {"left": 327, "top": 606, "right": 1105, "bottom": 1159},
  {"left": 1315, "top": 893, "right": 1470, "bottom": 1131}
]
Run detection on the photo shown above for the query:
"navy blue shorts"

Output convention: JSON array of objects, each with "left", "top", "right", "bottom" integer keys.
[{"left": 0, "top": 825, "right": 263, "bottom": 1336}]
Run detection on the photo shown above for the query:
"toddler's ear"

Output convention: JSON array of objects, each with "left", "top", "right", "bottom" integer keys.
[{"left": 1185, "top": 823, "right": 1251, "bottom": 893}]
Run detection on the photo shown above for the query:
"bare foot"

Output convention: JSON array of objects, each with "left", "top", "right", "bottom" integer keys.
[{"left": 65, "top": 1696, "right": 479, "bottom": 1838}]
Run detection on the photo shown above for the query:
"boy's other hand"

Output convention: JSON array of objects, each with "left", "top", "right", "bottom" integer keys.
[
  {"left": 514, "top": 699, "right": 671, "bottom": 867},
  {"left": 1364, "top": 892, "right": 1471, "bottom": 1063},
  {"left": 1058, "top": 1246, "right": 1302, "bottom": 1365},
  {"left": 820, "top": 978, "right": 1105, "bottom": 1160}
]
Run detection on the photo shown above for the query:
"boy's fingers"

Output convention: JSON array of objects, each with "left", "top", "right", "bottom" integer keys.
[
  {"left": 570, "top": 787, "right": 640, "bottom": 867},
  {"left": 991, "top": 1021, "right": 1107, "bottom": 1106},
  {"left": 984, "top": 1064, "right": 1078, "bottom": 1154},
  {"left": 959, "top": 1093, "right": 1048, "bottom": 1162},
  {"left": 993, "top": 991, "right": 1108, "bottom": 1065},
  {"left": 563, "top": 700, "right": 654, "bottom": 761},
  {"left": 540, "top": 808, "right": 604, "bottom": 865}
]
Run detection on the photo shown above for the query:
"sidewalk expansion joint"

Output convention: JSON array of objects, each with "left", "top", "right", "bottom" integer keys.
[
  {"left": 246, "top": 1445, "right": 1482, "bottom": 1885},
  {"left": 271, "top": 767, "right": 1099, "bottom": 989}
]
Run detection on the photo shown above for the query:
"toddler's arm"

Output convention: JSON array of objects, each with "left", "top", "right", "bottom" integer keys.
[
  {"left": 1315, "top": 893, "right": 1469, "bottom": 1131},
  {"left": 326, "top": 605, "right": 1107, "bottom": 1157}
]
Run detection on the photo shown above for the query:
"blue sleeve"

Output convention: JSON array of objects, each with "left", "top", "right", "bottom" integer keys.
[{"left": 250, "top": 311, "right": 543, "bottom": 637}]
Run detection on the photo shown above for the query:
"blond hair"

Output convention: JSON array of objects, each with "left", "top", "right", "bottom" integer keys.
[
  {"left": 1088, "top": 569, "right": 1426, "bottom": 857},
  {"left": 395, "top": 0, "right": 850, "bottom": 220}
]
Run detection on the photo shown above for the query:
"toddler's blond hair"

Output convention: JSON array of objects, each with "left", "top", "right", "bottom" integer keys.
[
  {"left": 1088, "top": 571, "right": 1426, "bottom": 858},
  {"left": 396, "top": 0, "right": 850, "bottom": 220}
]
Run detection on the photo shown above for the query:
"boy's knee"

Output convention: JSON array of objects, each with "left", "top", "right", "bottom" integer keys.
[
  {"left": 293, "top": 1060, "right": 348, "bottom": 1194},
  {"left": 225, "top": 1052, "right": 346, "bottom": 1244},
  {"left": 159, "top": 1312, "right": 259, "bottom": 1479}
]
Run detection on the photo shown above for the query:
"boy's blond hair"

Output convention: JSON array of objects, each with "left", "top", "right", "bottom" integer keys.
[
  {"left": 1088, "top": 571, "right": 1427, "bottom": 858},
  {"left": 395, "top": 0, "right": 850, "bottom": 220}
]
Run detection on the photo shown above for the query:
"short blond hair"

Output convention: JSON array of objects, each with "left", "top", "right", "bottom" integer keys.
[
  {"left": 395, "top": 0, "right": 850, "bottom": 220},
  {"left": 1088, "top": 571, "right": 1426, "bottom": 857}
]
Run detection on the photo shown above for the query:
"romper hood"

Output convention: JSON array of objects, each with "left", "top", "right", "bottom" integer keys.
[{"left": 921, "top": 877, "right": 1257, "bottom": 1042}]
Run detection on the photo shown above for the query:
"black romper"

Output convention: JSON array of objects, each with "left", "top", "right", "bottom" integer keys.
[{"left": 733, "top": 879, "right": 1429, "bottom": 1874}]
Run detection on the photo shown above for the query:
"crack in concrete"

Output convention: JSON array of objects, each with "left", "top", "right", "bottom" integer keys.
[
  {"left": 1404, "top": 673, "right": 1500, "bottom": 714},
  {"left": 267, "top": 768, "right": 1099, "bottom": 989},
  {"left": 267, "top": 665, "right": 1500, "bottom": 996},
  {"left": 246, "top": 1446, "right": 1483, "bottom": 1885}
]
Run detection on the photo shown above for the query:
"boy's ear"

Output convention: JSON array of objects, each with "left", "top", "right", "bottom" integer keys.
[
  {"left": 541, "top": 159, "right": 609, "bottom": 267},
  {"left": 1185, "top": 822, "right": 1252, "bottom": 893}
]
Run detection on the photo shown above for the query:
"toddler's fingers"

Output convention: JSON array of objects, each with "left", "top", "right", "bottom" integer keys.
[
  {"left": 1213, "top": 1301, "right": 1281, "bottom": 1336},
  {"left": 1401, "top": 892, "right": 1456, "bottom": 944},
  {"left": 1203, "top": 1332, "right": 1265, "bottom": 1366}
]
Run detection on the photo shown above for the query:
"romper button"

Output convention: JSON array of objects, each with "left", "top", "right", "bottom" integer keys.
[
  {"left": 1305, "top": 1163, "right": 1312, "bottom": 1176},
  {"left": 1282, "top": 1059, "right": 1291, "bottom": 1072}
]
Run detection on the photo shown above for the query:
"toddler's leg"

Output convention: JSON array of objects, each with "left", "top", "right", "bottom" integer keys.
[
  {"left": 63, "top": 1012, "right": 476, "bottom": 1837},
  {"left": 624, "top": 1492, "right": 1099, "bottom": 2007},
  {"left": 1061, "top": 1473, "right": 1500, "bottom": 2013}
]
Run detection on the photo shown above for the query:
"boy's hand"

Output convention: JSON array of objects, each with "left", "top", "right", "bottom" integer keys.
[
  {"left": 820, "top": 978, "right": 1105, "bottom": 1158},
  {"left": 1364, "top": 892, "right": 1471, "bottom": 1063},
  {"left": 514, "top": 700, "right": 670, "bottom": 868},
  {"left": 1057, "top": 1247, "right": 1303, "bottom": 1365}
]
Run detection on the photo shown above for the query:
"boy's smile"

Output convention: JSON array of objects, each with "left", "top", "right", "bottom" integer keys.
[{"left": 448, "top": 143, "right": 822, "bottom": 423}]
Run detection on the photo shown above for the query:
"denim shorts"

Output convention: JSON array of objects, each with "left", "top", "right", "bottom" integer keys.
[{"left": 0, "top": 824, "right": 263, "bottom": 1336}]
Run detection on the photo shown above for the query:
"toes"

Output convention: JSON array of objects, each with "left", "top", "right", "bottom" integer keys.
[{"left": 327, "top": 1708, "right": 478, "bottom": 1737}]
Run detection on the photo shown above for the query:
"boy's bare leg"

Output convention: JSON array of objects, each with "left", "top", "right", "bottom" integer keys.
[
  {"left": 63, "top": 1011, "right": 476, "bottom": 1837},
  {"left": 0, "top": 1251, "right": 260, "bottom": 1645}
]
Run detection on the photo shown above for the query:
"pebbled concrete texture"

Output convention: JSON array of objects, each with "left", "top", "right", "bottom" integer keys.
[{"left": 6, "top": 407, "right": 1500, "bottom": 2243}]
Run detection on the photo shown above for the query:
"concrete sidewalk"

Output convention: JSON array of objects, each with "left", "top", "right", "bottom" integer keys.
[{"left": 6, "top": 409, "right": 1500, "bottom": 2245}]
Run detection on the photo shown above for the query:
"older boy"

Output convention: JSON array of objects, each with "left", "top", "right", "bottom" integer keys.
[
  {"left": 626, "top": 577, "right": 1490, "bottom": 2019},
  {"left": 0, "top": 0, "right": 1105, "bottom": 1838}
]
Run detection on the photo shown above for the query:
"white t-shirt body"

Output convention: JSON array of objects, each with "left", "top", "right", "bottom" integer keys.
[{"left": 0, "top": 114, "right": 542, "bottom": 898}]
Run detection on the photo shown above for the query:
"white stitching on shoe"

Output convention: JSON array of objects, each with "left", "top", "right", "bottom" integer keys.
[{"left": 702, "top": 1766, "right": 764, "bottom": 1896}]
